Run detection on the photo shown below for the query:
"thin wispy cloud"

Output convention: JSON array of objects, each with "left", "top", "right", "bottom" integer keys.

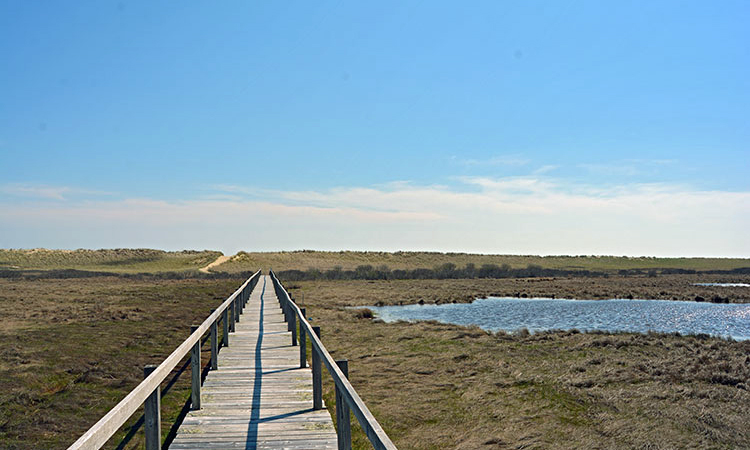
[
  {"left": 209, "top": 184, "right": 269, "bottom": 197},
  {"left": 0, "top": 184, "right": 113, "bottom": 200},
  {"left": 533, "top": 165, "right": 558, "bottom": 175},
  {"left": 2, "top": 178, "right": 748, "bottom": 257}
]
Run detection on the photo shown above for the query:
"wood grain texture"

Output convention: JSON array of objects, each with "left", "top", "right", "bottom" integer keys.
[{"left": 170, "top": 275, "right": 337, "bottom": 450}]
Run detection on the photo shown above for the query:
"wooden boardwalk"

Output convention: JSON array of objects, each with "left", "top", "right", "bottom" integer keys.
[{"left": 170, "top": 275, "right": 337, "bottom": 450}]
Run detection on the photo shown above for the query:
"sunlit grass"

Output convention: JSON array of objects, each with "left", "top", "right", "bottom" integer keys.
[
  {"left": 0, "top": 249, "right": 222, "bottom": 274},
  {"left": 218, "top": 250, "right": 750, "bottom": 273}
]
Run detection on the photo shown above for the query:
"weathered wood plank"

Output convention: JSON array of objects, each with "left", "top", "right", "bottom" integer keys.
[{"left": 170, "top": 275, "right": 338, "bottom": 450}]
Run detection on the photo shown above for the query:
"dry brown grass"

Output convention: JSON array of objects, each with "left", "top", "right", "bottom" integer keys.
[
  {"left": 287, "top": 278, "right": 750, "bottom": 450},
  {"left": 2, "top": 274, "right": 748, "bottom": 449},
  {"left": 0, "top": 276, "right": 243, "bottom": 449},
  {"left": 290, "top": 274, "right": 750, "bottom": 306},
  {"left": 217, "top": 250, "right": 750, "bottom": 273}
]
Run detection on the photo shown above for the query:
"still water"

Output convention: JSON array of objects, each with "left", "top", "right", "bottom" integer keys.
[{"left": 368, "top": 298, "right": 750, "bottom": 340}]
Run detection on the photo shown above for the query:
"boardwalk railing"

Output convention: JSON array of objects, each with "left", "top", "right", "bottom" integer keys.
[
  {"left": 270, "top": 270, "right": 398, "bottom": 450},
  {"left": 67, "top": 270, "right": 262, "bottom": 450}
]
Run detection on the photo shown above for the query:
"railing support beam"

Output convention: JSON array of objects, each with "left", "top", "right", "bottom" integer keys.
[
  {"left": 299, "top": 308, "right": 307, "bottom": 368},
  {"left": 312, "top": 326, "right": 322, "bottom": 410},
  {"left": 230, "top": 298, "right": 236, "bottom": 331},
  {"left": 190, "top": 325, "right": 201, "bottom": 410},
  {"left": 222, "top": 308, "right": 229, "bottom": 347},
  {"left": 210, "top": 310, "right": 218, "bottom": 370},
  {"left": 290, "top": 306, "right": 297, "bottom": 346},
  {"left": 143, "top": 365, "right": 160, "bottom": 450},
  {"left": 336, "top": 360, "right": 351, "bottom": 450}
]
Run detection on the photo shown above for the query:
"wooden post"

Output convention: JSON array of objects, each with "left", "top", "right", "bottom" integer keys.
[
  {"left": 230, "top": 299, "right": 236, "bottom": 332},
  {"left": 289, "top": 302, "right": 297, "bottom": 346},
  {"left": 210, "top": 311, "right": 218, "bottom": 370},
  {"left": 222, "top": 308, "right": 229, "bottom": 347},
  {"left": 335, "top": 360, "right": 351, "bottom": 450},
  {"left": 281, "top": 296, "right": 288, "bottom": 323},
  {"left": 286, "top": 301, "right": 293, "bottom": 332},
  {"left": 190, "top": 325, "right": 201, "bottom": 411},
  {"left": 299, "top": 308, "right": 307, "bottom": 368},
  {"left": 143, "top": 365, "right": 160, "bottom": 450},
  {"left": 234, "top": 297, "right": 240, "bottom": 323},
  {"left": 312, "top": 326, "right": 322, "bottom": 410}
]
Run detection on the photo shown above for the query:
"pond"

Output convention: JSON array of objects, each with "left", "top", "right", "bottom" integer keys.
[
  {"left": 693, "top": 283, "right": 750, "bottom": 287},
  {"left": 366, "top": 297, "right": 750, "bottom": 340}
]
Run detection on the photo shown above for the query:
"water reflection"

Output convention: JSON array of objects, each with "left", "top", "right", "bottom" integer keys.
[{"left": 368, "top": 298, "right": 750, "bottom": 340}]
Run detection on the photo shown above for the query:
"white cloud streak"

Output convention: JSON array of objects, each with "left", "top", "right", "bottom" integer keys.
[
  {"left": 0, "top": 183, "right": 112, "bottom": 200},
  {"left": 1, "top": 178, "right": 748, "bottom": 257}
]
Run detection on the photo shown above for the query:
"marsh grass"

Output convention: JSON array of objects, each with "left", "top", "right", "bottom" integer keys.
[
  {"left": 0, "top": 277, "right": 242, "bottom": 449},
  {"left": 218, "top": 250, "right": 750, "bottom": 273},
  {"left": 289, "top": 278, "right": 750, "bottom": 449},
  {"left": 3, "top": 273, "right": 749, "bottom": 449},
  {"left": 292, "top": 275, "right": 750, "bottom": 307}
]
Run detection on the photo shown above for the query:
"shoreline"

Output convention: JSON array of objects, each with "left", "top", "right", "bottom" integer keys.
[
  {"left": 359, "top": 305, "right": 750, "bottom": 343},
  {"left": 333, "top": 274, "right": 750, "bottom": 307},
  {"left": 291, "top": 278, "right": 750, "bottom": 449}
]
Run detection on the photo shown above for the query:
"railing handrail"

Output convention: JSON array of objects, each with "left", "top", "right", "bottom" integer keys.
[
  {"left": 67, "top": 270, "right": 262, "bottom": 450},
  {"left": 269, "top": 270, "right": 398, "bottom": 450}
]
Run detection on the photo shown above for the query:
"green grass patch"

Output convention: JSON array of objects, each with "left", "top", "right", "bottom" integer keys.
[{"left": 0, "top": 248, "right": 222, "bottom": 274}]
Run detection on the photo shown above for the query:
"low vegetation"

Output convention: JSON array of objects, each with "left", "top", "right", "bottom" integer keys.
[
  {"left": 2, "top": 249, "right": 749, "bottom": 449},
  {"left": 218, "top": 250, "right": 750, "bottom": 273},
  {"left": 0, "top": 276, "right": 242, "bottom": 449},
  {"left": 287, "top": 278, "right": 750, "bottom": 450},
  {"left": 0, "top": 249, "right": 222, "bottom": 274},
  {"left": 292, "top": 274, "right": 750, "bottom": 305}
]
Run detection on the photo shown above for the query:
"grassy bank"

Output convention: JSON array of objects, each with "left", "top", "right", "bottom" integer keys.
[
  {"left": 291, "top": 274, "right": 750, "bottom": 305},
  {"left": 216, "top": 250, "right": 750, "bottom": 273},
  {"left": 286, "top": 278, "right": 750, "bottom": 449},
  {"left": 0, "top": 249, "right": 222, "bottom": 274},
  {"left": 0, "top": 276, "right": 243, "bottom": 449}
]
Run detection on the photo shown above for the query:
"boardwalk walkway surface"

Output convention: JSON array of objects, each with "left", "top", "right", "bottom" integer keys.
[{"left": 170, "top": 275, "right": 337, "bottom": 450}]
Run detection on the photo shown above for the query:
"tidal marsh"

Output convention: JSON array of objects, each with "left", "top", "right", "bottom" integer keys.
[
  {"left": 2, "top": 272, "right": 749, "bottom": 449},
  {"left": 289, "top": 278, "right": 750, "bottom": 449}
]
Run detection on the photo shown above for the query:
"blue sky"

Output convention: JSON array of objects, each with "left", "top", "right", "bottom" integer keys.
[{"left": 1, "top": 1, "right": 748, "bottom": 256}]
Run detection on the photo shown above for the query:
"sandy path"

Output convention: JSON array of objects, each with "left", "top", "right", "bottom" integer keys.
[{"left": 199, "top": 254, "right": 231, "bottom": 273}]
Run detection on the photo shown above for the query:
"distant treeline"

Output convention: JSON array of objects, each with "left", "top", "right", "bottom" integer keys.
[
  {"left": 2, "top": 264, "right": 749, "bottom": 280},
  {"left": 275, "top": 263, "right": 750, "bottom": 282}
]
